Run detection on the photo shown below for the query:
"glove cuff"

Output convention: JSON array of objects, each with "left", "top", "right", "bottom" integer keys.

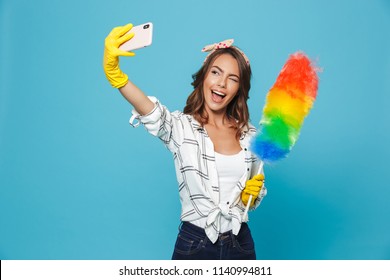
[{"left": 112, "top": 72, "right": 129, "bottom": 88}]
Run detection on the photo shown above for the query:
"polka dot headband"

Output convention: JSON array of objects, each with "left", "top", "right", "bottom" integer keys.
[{"left": 201, "top": 39, "right": 250, "bottom": 65}]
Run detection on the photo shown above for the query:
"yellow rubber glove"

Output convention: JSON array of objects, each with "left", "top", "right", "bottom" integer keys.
[
  {"left": 103, "top": 23, "right": 135, "bottom": 88},
  {"left": 241, "top": 174, "right": 265, "bottom": 207}
]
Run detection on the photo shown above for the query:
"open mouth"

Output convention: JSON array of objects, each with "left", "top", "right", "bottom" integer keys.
[{"left": 211, "top": 90, "right": 226, "bottom": 103}]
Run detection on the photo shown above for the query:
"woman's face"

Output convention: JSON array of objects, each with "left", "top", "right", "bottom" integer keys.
[{"left": 203, "top": 53, "right": 240, "bottom": 115}]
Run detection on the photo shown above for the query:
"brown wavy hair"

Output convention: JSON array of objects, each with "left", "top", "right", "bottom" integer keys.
[{"left": 183, "top": 47, "right": 252, "bottom": 139}]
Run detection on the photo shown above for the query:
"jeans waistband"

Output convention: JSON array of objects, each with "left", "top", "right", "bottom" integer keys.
[{"left": 180, "top": 221, "right": 249, "bottom": 242}]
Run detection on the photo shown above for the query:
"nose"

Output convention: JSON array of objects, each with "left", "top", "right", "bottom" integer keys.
[{"left": 218, "top": 76, "right": 226, "bottom": 88}]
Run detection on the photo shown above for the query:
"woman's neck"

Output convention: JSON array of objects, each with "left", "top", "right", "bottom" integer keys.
[{"left": 205, "top": 108, "right": 230, "bottom": 128}]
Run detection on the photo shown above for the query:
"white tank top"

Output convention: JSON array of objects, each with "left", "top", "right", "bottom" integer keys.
[
  {"left": 215, "top": 150, "right": 246, "bottom": 204},
  {"left": 191, "top": 149, "right": 246, "bottom": 233}
]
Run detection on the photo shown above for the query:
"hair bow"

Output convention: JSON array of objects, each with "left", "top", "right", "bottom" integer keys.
[
  {"left": 202, "top": 39, "right": 235, "bottom": 52},
  {"left": 201, "top": 39, "right": 250, "bottom": 65}
]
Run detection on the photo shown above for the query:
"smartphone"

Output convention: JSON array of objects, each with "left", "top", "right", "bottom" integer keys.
[{"left": 119, "top": 22, "right": 153, "bottom": 52}]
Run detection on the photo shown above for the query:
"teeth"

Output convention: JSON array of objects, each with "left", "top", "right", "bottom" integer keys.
[{"left": 212, "top": 90, "right": 226, "bottom": 97}]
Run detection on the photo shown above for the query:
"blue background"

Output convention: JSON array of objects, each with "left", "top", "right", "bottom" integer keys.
[{"left": 1, "top": 0, "right": 389, "bottom": 260}]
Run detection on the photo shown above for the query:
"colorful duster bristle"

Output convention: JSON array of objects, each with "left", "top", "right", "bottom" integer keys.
[{"left": 250, "top": 52, "right": 319, "bottom": 163}]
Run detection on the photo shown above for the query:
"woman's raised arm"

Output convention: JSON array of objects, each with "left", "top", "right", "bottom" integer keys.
[{"left": 103, "top": 23, "right": 154, "bottom": 115}]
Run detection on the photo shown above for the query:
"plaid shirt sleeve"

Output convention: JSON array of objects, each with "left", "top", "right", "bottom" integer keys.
[{"left": 130, "top": 96, "right": 185, "bottom": 153}]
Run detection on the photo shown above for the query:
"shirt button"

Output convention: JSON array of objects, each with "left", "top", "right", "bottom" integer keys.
[
  {"left": 247, "top": 168, "right": 250, "bottom": 171},
  {"left": 244, "top": 148, "right": 247, "bottom": 151}
]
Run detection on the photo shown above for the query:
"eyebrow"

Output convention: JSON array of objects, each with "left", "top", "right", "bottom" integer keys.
[{"left": 211, "top": 65, "right": 240, "bottom": 79}]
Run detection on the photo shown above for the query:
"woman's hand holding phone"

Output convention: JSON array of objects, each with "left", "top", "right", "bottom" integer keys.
[{"left": 103, "top": 23, "right": 135, "bottom": 88}]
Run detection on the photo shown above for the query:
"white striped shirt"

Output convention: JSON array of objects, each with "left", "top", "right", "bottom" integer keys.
[{"left": 130, "top": 97, "right": 267, "bottom": 243}]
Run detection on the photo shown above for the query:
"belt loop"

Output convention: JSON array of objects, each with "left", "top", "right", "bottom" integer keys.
[{"left": 230, "top": 230, "right": 237, "bottom": 248}]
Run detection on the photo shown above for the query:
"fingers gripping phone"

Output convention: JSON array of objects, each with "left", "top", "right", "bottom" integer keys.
[{"left": 119, "top": 22, "right": 153, "bottom": 52}]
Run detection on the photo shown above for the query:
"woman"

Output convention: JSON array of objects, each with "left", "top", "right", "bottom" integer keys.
[{"left": 103, "top": 24, "right": 267, "bottom": 260}]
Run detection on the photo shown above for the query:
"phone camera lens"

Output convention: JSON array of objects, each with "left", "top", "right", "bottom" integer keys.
[{"left": 143, "top": 24, "right": 150, "bottom": 29}]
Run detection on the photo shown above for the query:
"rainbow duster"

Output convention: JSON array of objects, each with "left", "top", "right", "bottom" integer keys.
[
  {"left": 250, "top": 52, "right": 319, "bottom": 164},
  {"left": 244, "top": 52, "right": 319, "bottom": 219}
]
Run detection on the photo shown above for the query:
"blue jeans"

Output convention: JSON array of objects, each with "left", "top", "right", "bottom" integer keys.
[{"left": 171, "top": 222, "right": 256, "bottom": 260}]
